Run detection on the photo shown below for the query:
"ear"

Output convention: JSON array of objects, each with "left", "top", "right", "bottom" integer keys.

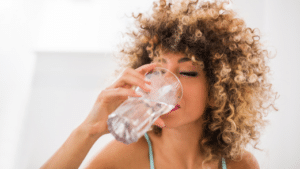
[
  {"left": 206, "top": 85, "right": 215, "bottom": 108},
  {"left": 207, "top": 96, "right": 215, "bottom": 108}
]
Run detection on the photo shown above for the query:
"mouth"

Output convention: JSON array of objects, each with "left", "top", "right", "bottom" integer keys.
[
  {"left": 170, "top": 104, "right": 180, "bottom": 111},
  {"left": 161, "top": 104, "right": 181, "bottom": 117}
]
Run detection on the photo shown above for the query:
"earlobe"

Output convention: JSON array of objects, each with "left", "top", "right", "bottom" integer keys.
[
  {"left": 206, "top": 94, "right": 215, "bottom": 108},
  {"left": 207, "top": 100, "right": 215, "bottom": 108},
  {"left": 206, "top": 84, "right": 216, "bottom": 108}
]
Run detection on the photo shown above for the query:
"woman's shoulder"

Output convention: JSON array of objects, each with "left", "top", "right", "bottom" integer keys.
[
  {"left": 85, "top": 133, "right": 150, "bottom": 169},
  {"left": 84, "top": 131, "right": 259, "bottom": 169},
  {"left": 225, "top": 150, "right": 260, "bottom": 169}
]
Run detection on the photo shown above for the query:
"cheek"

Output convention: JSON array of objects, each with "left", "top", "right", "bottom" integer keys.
[
  {"left": 184, "top": 84, "right": 208, "bottom": 108},
  {"left": 185, "top": 79, "right": 207, "bottom": 97}
]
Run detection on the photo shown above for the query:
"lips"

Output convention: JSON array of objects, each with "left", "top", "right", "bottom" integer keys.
[{"left": 171, "top": 104, "right": 180, "bottom": 111}]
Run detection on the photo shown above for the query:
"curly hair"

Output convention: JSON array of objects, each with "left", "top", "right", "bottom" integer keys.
[{"left": 109, "top": 0, "right": 278, "bottom": 167}]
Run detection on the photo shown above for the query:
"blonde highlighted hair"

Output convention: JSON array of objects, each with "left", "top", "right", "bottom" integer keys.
[{"left": 111, "top": 0, "right": 278, "bottom": 167}]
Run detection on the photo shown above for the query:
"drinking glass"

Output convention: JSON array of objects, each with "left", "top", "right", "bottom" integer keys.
[{"left": 107, "top": 67, "right": 183, "bottom": 144}]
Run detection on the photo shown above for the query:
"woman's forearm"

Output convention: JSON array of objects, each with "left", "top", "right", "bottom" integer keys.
[{"left": 40, "top": 124, "right": 103, "bottom": 169}]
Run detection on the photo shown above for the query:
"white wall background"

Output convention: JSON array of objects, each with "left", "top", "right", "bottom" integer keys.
[{"left": 0, "top": 0, "right": 299, "bottom": 168}]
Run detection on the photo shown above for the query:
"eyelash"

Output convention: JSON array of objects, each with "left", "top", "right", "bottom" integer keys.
[{"left": 180, "top": 72, "right": 198, "bottom": 77}]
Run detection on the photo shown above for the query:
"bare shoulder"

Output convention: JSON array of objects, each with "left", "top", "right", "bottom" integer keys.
[
  {"left": 226, "top": 150, "right": 260, "bottom": 169},
  {"left": 84, "top": 135, "right": 149, "bottom": 169}
]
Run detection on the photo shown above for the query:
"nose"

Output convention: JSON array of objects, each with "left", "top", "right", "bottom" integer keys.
[
  {"left": 155, "top": 61, "right": 178, "bottom": 79},
  {"left": 156, "top": 67, "right": 183, "bottom": 103},
  {"left": 161, "top": 68, "right": 178, "bottom": 80}
]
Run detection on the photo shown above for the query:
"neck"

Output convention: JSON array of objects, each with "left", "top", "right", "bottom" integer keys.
[{"left": 159, "top": 118, "right": 204, "bottom": 168}]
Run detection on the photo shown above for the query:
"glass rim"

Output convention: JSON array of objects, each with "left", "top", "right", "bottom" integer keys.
[{"left": 145, "top": 67, "right": 183, "bottom": 104}]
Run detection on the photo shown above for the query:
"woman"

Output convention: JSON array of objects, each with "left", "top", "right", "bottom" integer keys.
[{"left": 41, "top": 0, "right": 277, "bottom": 168}]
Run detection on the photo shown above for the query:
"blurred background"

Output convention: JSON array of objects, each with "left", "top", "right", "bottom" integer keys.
[{"left": 0, "top": 0, "right": 299, "bottom": 168}]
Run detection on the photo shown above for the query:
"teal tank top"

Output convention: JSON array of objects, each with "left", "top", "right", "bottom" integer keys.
[{"left": 144, "top": 133, "right": 227, "bottom": 169}]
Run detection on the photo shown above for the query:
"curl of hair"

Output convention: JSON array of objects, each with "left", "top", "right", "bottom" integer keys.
[{"left": 111, "top": 0, "right": 278, "bottom": 167}]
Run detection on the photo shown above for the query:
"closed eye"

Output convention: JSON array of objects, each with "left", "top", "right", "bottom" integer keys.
[{"left": 180, "top": 72, "right": 198, "bottom": 77}]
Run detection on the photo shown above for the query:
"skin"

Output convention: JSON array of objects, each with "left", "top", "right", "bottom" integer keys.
[
  {"left": 150, "top": 52, "right": 209, "bottom": 168},
  {"left": 87, "top": 52, "right": 213, "bottom": 169},
  {"left": 41, "top": 52, "right": 260, "bottom": 169}
]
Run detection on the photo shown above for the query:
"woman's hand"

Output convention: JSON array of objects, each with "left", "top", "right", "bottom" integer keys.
[
  {"left": 80, "top": 62, "right": 166, "bottom": 138},
  {"left": 41, "top": 63, "right": 166, "bottom": 169}
]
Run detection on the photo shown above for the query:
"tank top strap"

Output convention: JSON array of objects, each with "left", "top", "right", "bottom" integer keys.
[
  {"left": 222, "top": 157, "right": 227, "bottom": 169},
  {"left": 144, "top": 133, "right": 226, "bottom": 169},
  {"left": 144, "top": 133, "right": 155, "bottom": 169}
]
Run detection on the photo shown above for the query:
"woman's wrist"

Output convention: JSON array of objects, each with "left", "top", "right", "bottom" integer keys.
[
  {"left": 41, "top": 121, "right": 105, "bottom": 168},
  {"left": 77, "top": 120, "right": 107, "bottom": 140}
]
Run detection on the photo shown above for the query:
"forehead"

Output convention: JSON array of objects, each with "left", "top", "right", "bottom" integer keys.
[
  {"left": 160, "top": 52, "right": 199, "bottom": 65},
  {"left": 154, "top": 52, "right": 203, "bottom": 71}
]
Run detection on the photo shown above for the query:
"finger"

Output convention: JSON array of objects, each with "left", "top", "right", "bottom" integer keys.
[
  {"left": 100, "top": 88, "right": 142, "bottom": 103},
  {"left": 110, "top": 87, "right": 142, "bottom": 97},
  {"left": 124, "top": 67, "right": 152, "bottom": 84},
  {"left": 108, "top": 64, "right": 155, "bottom": 90},
  {"left": 135, "top": 62, "right": 157, "bottom": 76},
  {"left": 153, "top": 117, "right": 166, "bottom": 128},
  {"left": 114, "top": 72, "right": 152, "bottom": 93},
  {"left": 125, "top": 64, "right": 156, "bottom": 91}
]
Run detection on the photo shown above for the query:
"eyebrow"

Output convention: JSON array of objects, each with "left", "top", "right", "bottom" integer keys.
[
  {"left": 162, "top": 57, "right": 192, "bottom": 64},
  {"left": 178, "top": 57, "right": 192, "bottom": 63}
]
